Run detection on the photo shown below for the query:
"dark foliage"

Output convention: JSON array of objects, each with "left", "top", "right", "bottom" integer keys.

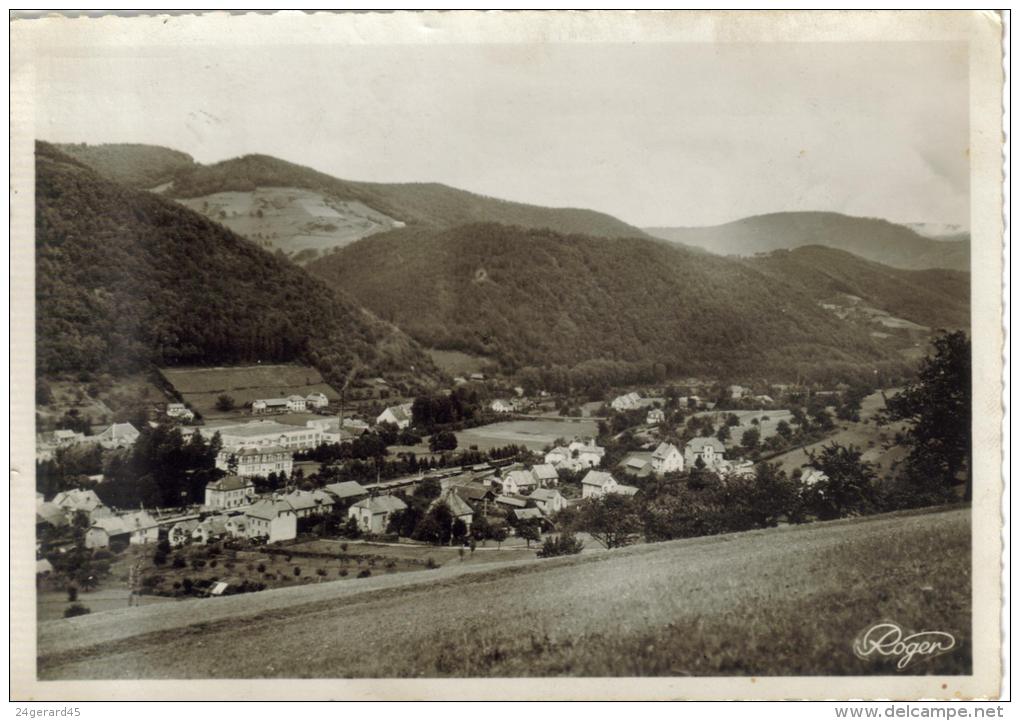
[
  {"left": 34, "top": 142, "right": 432, "bottom": 387},
  {"left": 309, "top": 223, "right": 923, "bottom": 383}
]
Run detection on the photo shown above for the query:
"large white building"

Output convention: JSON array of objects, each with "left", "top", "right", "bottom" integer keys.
[
  {"left": 684, "top": 437, "right": 726, "bottom": 470},
  {"left": 202, "top": 420, "right": 323, "bottom": 452},
  {"left": 216, "top": 445, "right": 293, "bottom": 478}
]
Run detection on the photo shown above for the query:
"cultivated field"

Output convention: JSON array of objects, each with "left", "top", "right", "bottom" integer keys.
[
  {"left": 178, "top": 187, "right": 403, "bottom": 263},
  {"left": 158, "top": 364, "right": 338, "bottom": 419},
  {"left": 38, "top": 507, "right": 971, "bottom": 679},
  {"left": 456, "top": 418, "right": 599, "bottom": 451}
]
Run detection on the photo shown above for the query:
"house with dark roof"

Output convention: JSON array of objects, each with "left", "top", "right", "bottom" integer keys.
[
  {"left": 323, "top": 481, "right": 370, "bottom": 502},
  {"left": 430, "top": 488, "right": 474, "bottom": 529}
]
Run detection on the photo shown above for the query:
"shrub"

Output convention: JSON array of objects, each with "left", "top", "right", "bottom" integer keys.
[
  {"left": 257, "top": 563, "right": 266, "bottom": 573},
  {"left": 64, "top": 604, "right": 91, "bottom": 618},
  {"left": 293, "top": 566, "right": 301, "bottom": 577},
  {"left": 172, "top": 555, "right": 186, "bottom": 569},
  {"left": 152, "top": 550, "right": 168, "bottom": 566},
  {"left": 316, "top": 568, "right": 327, "bottom": 577},
  {"left": 537, "top": 533, "right": 585, "bottom": 558},
  {"left": 338, "top": 569, "right": 349, "bottom": 577},
  {"left": 66, "top": 586, "right": 78, "bottom": 602},
  {"left": 357, "top": 569, "right": 372, "bottom": 578},
  {"left": 425, "top": 557, "right": 439, "bottom": 569}
]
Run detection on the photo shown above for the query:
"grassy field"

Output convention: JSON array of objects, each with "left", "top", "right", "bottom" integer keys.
[
  {"left": 158, "top": 364, "right": 338, "bottom": 419},
  {"left": 456, "top": 418, "right": 599, "bottom": 451},
  {"left": 38, "top": 507, "right": 970, "bottom": 679},
  {"left": 765, "top": 391, "right": 909, "bottom": 479}
]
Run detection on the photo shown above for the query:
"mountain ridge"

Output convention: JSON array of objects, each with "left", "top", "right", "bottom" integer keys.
[{"left": 645, "top": 211, "right": 970, "bottom": 272}]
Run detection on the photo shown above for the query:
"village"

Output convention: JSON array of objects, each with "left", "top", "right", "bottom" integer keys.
[{"left": 35, "top": 367, "right": 877, "bottom": 621}]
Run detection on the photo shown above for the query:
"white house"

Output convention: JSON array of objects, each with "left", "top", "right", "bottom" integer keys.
[
  {"left": 216, "top": 445, "right": 293, "bottom": 478},
  {"left": 245, "top": 500, "right": 297, "bottom": 543},
  {"left": 530, "top": 464, "right": 559, "bottom": 487},
  {"left": 84, "top": 511, "right": 159, "bottom": 549},
  {"left": 305, "top": 392, "right": 330, "bottom": 409},
  {"left": 569, "top": 440, "right": 606, "bottom": 468},
  {"left": 801, "top": 468, "right": 829, "bottom": 487},
  {"left": 286, "top": 395, "right": 307, "bottom": 412},
  {"left": 348, "top": 495, "right": 407, "bottom": 535},
  {"left": 204, "top": 475, "right": 256, "bottom": 510},
  {"left": 529, "top": 487, "right": 567, "bottom": 515},
  {"left": 252, "top": 396, "right": 307, "bottom": 414},
  {"left": 490, "top": 399, "right": 515, "bottom": 414},
  {"left": 611, "top": 392, "right": 643, "bottom": 411},
  {"left": 376, "top": 403, "right": 414, "bottom": 429},
  {"left": 166, "top": 403, "right": 195, "bottom": 421},
  {"left": 92, "top": 422, "right": 140, "bottom": 449},
  {"left": 581, "top": 470, "right": 619, "bottom": 499},
  {"left": 52, "top": 429, "right": 87, "bottom": 446},
  {"left": 651, "top": 442, "right": 684, "bottom": 474},
  {"left": 52, "top": 488, "right": 107, "bottom": 519},
  {"left": 499, "top": 470, "right": 539, "bottom": 496},
  {"left": 193, "top": 515, "right": 230, "bottom": 544},
  {"left": 646, "top": 408, "right": 666, "bottom": 425},
  {"left": 684, "top": 437, "right": 726, "bottom": 470},
  {"left": 729, "top": 385, "right": 748, "bottom": 399}
]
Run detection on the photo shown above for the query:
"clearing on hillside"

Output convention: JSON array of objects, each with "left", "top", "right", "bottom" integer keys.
[
  {"left": 38, "top": 507, "right": 970, "bottom": 680},
  {"left": 158, "top": 364, "right": 338, "bottom": 419}
]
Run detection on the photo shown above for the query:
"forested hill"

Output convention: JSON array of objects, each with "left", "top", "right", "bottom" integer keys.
[
  {"left": 55, "top": 142, "right": 197, "bottom": 190},
  {"left": 307, "top": 223, "right": 918, "bottom": 383},
  {"left": 35, "top": 141, "right": 433, "bottom": 386},
  {"left": 159, "top": 151, "right": 649, "bottom": 239},
  {"left": 746, "top": 246, "right": 970, "bottom": 331},
  {"left": 645, "top": 212, "right": 970, "bottom": 272}
]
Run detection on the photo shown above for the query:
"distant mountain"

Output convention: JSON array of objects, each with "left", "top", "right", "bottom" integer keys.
[
  {"left": 55, "top": 142, "right": 196, "bottom": 190},
  {"left": 645, "top": 212, "right": 970, "bottom": 272},
  {"left": 745, "top": 246, "right": 970, "bottom": 332},
  {"left": 59, "top": 145, "right": 650, "bottom": 263},
  {"left": 307, "top": 223, "right": 962, "bottom": 384},
  {"left": 35, "top": 141, "right": 433, "bottom": 388}
]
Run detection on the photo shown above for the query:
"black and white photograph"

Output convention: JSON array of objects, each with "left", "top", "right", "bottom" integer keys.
[{"left": 9, "top": 9, "right": 1006, "bottom": 703}]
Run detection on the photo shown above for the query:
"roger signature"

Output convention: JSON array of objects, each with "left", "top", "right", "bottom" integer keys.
[{"left": 853, "top": 622, "right": 956, "bottom": 670}]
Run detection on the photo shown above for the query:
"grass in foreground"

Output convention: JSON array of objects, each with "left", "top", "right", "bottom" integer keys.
[{"left": 38, "top": 507, "right": 970, "bottom": 679}]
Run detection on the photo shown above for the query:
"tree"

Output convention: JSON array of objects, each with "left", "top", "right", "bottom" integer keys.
[
  {"left": 536, "top": 533, "right": 584, "bottom": 558},
  {"left": 489, "top": 520, "right": 509, "bottom": 549},
  {"left": 804, "top": 443, "right": 879, "bottom": 520},
  {"left": 428, "top": 431, "right": 458, "bottom": 453},
  {"left": 885, "top": 331, "right": 971, "bottom": 500},
  {"left": 715, "top": 424, "right": 731, "bottom": 443},
  {"left": 776, "top": 420, "right": 793, "bottom": 440},
  {"left": 215, "top": 394, "right": 236, "bottom": 412},
  {"left": 573, "top": 494, "right": 641, "bottom": 549},
  {"left": 740, "top": 427, "right": 760, "bottom": 451},
  {"left": 516, "top": 519, "right": 541, "bottom": 548}
]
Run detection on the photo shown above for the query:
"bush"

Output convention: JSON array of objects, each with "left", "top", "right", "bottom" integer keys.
[
  {"left": 425, "top": 557, "right": 439, "bottom": 569},
  {"left": 338, "top": 569, "right": 349, "bottom": 577},
  {"left": 172, "top": 556, "right": 186, "bottom": 569},
  {"left": 293, "top": 566, "right": 301, "bottom": 577},
  {"left": 64, "top": 604, "right": 91, "bottom": 618},
  {"left": 357, "top": 569, "right": 372, "bottom": 578},
  {"left": 257, "top": 563, "right": 266, "bottom": 573},
  {"left": 537, "top": 533, "right": 585, "bottom": 558},
  {"left": 66, "top": 586, "right": 78, "bottom": 603}
]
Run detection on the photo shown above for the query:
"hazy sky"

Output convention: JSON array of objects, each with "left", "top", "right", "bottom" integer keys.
[{"left": 31, "top": 40, "right": 969, "bottom": 228}]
